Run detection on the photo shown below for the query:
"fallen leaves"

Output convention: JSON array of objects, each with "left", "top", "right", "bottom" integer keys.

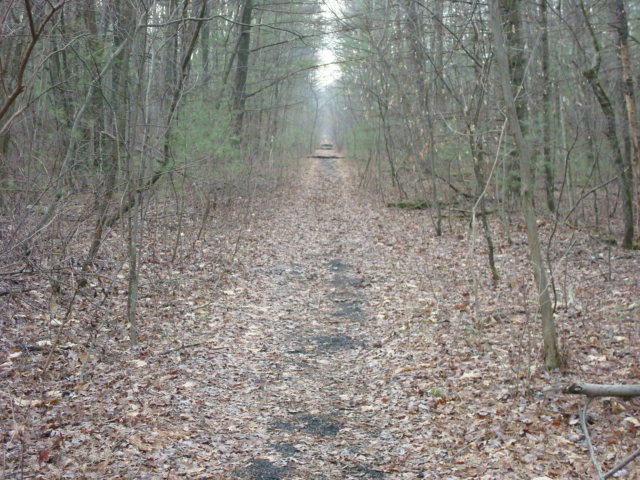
[
  {"left": 128, "top": 433, "right": 153, "bottom": 452},
  {"left": 1, "top": 158, "right": 639, "bottom": 479}
]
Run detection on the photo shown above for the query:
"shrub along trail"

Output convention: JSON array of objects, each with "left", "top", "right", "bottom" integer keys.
[{"left": 3, "top": 156, "right": 639, "bottom": 479}]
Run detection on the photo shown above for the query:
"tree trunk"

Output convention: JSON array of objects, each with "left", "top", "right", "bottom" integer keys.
[
  {"left": 125, "top": 5, "right": 151, "bottom": 346},
  {"left": 498, "top": 0, "right": 527, "bottom": 200},
  {"left": 85, "top": 0, "right": 134, "bottom": 265},
  {"left": 540, "top": 0, "right": 555, "bottom": 213},
  {"left": 404, "top": 0, "right": 427, "bottom": 111},
  {"left": 470, "top": 134, "right": 499, "bottom": 282},
  {"left": 489, "top": 0, "right": 561, "bottom": 369},
  {"left": 126, "top": 191, "right": 140, "bottom": 345},
  {"left": 104, "top": 0, "right": 208, "bottom": 229},
  {"left": 431, "top": 0, "right": 444, "bottom": 236},
  {"left": 81, "top": 0, "right": 105, "bottom": 170},
  {"left": 200, "top": 0, "right": 210, "bottom": 77},
  {"left": 233, "top": 0, "right": 253, "bottom": 135},
  {"left": 86, "top": 0, "right": 135, "bottom": 265},
  {"left": 612, "top": 0, "right": 640, "bottom": 241},
  {"left": 578, "top": 0, "right": 634, "bottom": 248},
  {"left": 163, "top": 0, "right": 180, "bottom": 112},
  {"left": 403, "top": 0, "right": 442, "bottom": 234},
  {"left": 583, "top": 68, "right": 635, "bottom": 248}
]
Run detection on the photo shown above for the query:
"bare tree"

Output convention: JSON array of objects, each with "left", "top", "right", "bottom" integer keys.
[
  {"left": 489, "top": 0, "right": 560, "bottom": 369},
  {"left": 611, "top": 0, "right": 640, "bottom": 240},
  {"left": 233, "top": 0, "right": 253, "bottom": 135},
  {"left": 578, "top": 0, "right": 635, "bottom": 248},
  {"left": 540, "top": 0, "right": 556, "bottom": 213}
]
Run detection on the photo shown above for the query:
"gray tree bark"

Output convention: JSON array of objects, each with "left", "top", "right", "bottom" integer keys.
[
  {"left": 540, "top": 0, "right": 555, "bottom": 213},
  {"left": 612, "top": 0, "right": 640, "bottom": 242},
  {"left": 579, "top": 0, "right": 634, "bottom": 248},
  {"left": 489, "top": 0, "right": 561, "bottom": 369},
  {"left": 233, "top": 0, "right": 253, "bottom": 135}
]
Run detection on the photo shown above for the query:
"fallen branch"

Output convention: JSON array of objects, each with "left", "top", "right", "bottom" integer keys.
[
  {"left": 605, "top": 447, "right": 640, "bottom": 479},
  {"left": 566, "top": 381, "right": 640, "bottom": 479},
  {"left": 157, "top": 340, "right": 225, "bottom": 356},
  {"left": 565, "top": 382, "right": 640, "bottom": 398},
  {"left": 0, "top": 287, "right": 40, "bottom": 296},
  {"left": 579, "top": 397, "right": 604, "bottom": 479}
]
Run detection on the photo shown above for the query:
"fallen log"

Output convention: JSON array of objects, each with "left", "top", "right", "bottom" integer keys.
[
  {"left": 565, "top": 382, "right": 640, "bottom": 478},
  {"left": 564, "top": 382, "right": 640, "bottom": 398}
]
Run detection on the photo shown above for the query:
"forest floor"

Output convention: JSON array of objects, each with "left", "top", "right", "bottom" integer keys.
[{"left": 2, "top": 154, "right": 640, "bottom": 479}]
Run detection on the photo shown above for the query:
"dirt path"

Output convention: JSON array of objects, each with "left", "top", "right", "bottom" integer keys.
[
  {"left": 213, "top": 157, "right": 397, "bottom": 478},
  {"left": 3, "top": 155, "right": 443, "bottom": 480},
  {"left": 191, "top": 157, "right": 637, "bottom": 479},
  {"left": 7, "top": 154, "right": 639, "bottom": 479}
]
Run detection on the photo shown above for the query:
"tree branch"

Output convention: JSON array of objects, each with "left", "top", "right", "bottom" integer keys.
[
  {"left": 140, "top": 14, "right": 305, "bottom": 40},
  {"left": 604, "top": 446, "right": 640, "bottom": 479},
  {"left": 565, "top": 383, "right": 640, "bottom": 398},
  {"left": 0, "top": 1, "right": 64, "bottom": 124},
  {"left": 579, "top": 398, "right": 604, "bottom": 479}
]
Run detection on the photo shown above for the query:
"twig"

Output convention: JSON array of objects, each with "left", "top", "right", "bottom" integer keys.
[
  {"left": 580, "top": 397, "right": 604, "bottom": 479},
  {"left": 193, "top": 301, "right": 215, "bottom": 311},
  {"left": 0, "top": 287, "right": 40, "bottom": 296},
  {"left": 157, "top": 340, "right": 225, "bottom": 356},
  {"left": 562, "top": 176, "right": 618, "bottom": 224},
  {"left": 604, "top": 446, "right": 640, "bottom": 478},
  {"left": 140, "top": 14, "right": 306, "bottom": 40},
  {"left": 0, "top": 1, "right": 65, "bottom": 129},
  {"left": 41, "top": 281, "right": 80, "bottom": 377},
  {"left": 568, "top": 383, "right": 640, "bottom": 476}
]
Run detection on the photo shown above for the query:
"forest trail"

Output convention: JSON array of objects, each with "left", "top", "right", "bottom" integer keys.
[
  {"left": 71, "top": 153, "right": 428, "bottom": 479},
  {"left": 211, "top": 155, "right": 401, "bottom": 478},
  {"left": 5, "top": 154, "right": 639, "bottom": 480},
  {"left": 5, "top": 1, "right": 640, "bottom": 478},
  {"left": 154, "top": 154, "right": 638, "bottom": 480}
]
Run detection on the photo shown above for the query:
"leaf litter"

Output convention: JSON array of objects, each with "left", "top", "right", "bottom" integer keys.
[{"left": 1, "top": 157, "right": 639, "bottom": 479}]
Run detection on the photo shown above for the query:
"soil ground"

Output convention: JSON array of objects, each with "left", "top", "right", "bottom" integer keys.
[{"left": 2, "top": 155, "right": 639, "bottom": 479}]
